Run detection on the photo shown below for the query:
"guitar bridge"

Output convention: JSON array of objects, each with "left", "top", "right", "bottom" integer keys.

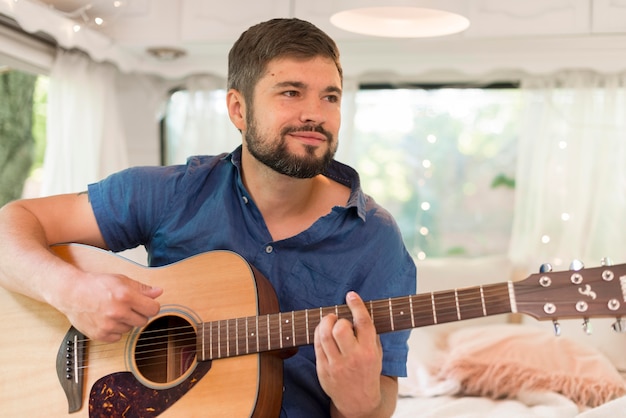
[{"left": 56, "top": 326, "right": 87, "bottom": 413}]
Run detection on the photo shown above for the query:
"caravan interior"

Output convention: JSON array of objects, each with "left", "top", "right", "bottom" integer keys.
[{"left": 1, "top": 1, "right": 626, "bottom": 417}]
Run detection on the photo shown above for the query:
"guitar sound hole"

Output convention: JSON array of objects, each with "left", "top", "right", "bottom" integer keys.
[{"left": 135, "top": 315, "right": 197, "bottom": 384}]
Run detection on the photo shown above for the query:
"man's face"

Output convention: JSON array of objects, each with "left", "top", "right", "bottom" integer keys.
[{"left": 244, "top": 56, "right": 342, "bottom": 178}]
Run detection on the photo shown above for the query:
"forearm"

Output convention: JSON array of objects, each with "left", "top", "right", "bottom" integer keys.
[
  {"left": 0, "top": 200, "right": 79, "bottom": 304},
  {"left": 330, "top": 375, "right": 398, "bottom": 418}
]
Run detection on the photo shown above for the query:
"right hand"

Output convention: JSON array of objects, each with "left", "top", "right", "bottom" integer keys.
[{"left": 58, "top": 271, "right": 163, "bottom": 342}]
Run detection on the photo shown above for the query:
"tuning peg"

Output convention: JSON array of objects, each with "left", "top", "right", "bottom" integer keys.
[
  {"left": 552, "top": 320, "right": 561, "bottom": 337},
  {"left": 539, "top": 263, "right": 553, "bottom": 273},
  {"left": 582, "top": 318, "right": 592, "bottom": 335},
  {"left": 612, "top": 319, "right": 626, "bottom": 333},
  {"left": 569, "top": 259, "right": 584, "bottom": 271},
  {"left": 601, "top": 257, "right": 614, "bottom": 266}
]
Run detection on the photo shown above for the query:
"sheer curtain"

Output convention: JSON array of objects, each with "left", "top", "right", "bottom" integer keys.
[
  {"left": 509, "top": 71, "right": 626, "bottom": 272},
  {"left": 334, "top": 78, "right": 359, "bottom": 166},
  {"left": 41, "top": 49, "right": 128, "bottom": 195},
  {"left": 164, "top": 75, "right": 240, "bottom": 165}
]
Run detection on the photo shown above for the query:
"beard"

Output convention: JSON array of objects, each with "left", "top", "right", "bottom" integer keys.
[{"left": 244, "top": 114, "right": 337, "bottom": 179}]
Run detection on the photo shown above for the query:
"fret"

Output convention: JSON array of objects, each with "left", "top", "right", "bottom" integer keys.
[
  {"left": 253, "top": 315, "right": 259, "bottom": 353},
  {"left": 269, "top": 313, "right": 281, "bottom": 351},
  {"left": 235, "top": 318, "right": 239, "bottom": 356},
  {"left": 217, "top": 319, "right": 222, "bottom": 358},
  {"left": 237, "top": 317, "right": 246, "bottom": 355},
  {"left": 483, "top": 283, "right": 514, "bottom": 316},
  {"left": 266, "top": 314, "right": 271, "bottom": 351},
  {"left": 292, "top": 310, "right": 306, "bottom": 346},
  {"left": 200, "top": 323, "right": 206, "bottom": 361},
  {"left": 209, "top": 321, "right": 213, "bottom": 360},
  {"left": 508, "top": 282, "right": 518, "bottom": 313},
  {"left": 244, "top": 317, "right": 249, "bottom": 355},
  {"left": 388, "top": 299, "right": 394, "bottom": 331},
  {"left": 431, "top": 293, "right": 437, "bottom": 324},
  {"left": 432, "top": 291, "right": 458, "bottom": 324},
  {"left": 278, "top": 313, "right": 283, "bottom": 349},
  {"left": 408, "top": 293, "right": 437, "bottom": 328},
  {"left": 409, "top": 296, "right": 415, "bottom": 328},
  {"left": 227, "top": 319, "right": 231, "bottom": 357},
  {"left": 291, "top": 311, "right": 295, "bottom": 346},
  {"left": 457, "top": 287, "right": 485, "bottom": 320},
  {"left": 480, "top": 286, "right": 486, "bottom": 316},
  {"left": 454, "top": 290, "right": 461, "bottom": 320},
  {"left": 255, "top": 314, "right": 268, "bottom": 352},
  {"left": 390, "top": 296, "right": 412, "bottom": 331},
  {"left": 279, "top": 312, "right": 294, "bottom": 348},
  {"left": 305, "top": 309, "right": 310, "bottom": 345},
  {"left": 371, "top": 300, "right": 392, "bottom": 333}
]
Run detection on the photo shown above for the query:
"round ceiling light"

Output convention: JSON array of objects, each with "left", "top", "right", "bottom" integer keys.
[{"left": 330, "top": 7, "right": 470, "bottom": 38}]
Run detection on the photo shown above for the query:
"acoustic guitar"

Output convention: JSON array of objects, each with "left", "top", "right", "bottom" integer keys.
[{"left": 1, "top": 243, "right": 625, "bottom": 417}]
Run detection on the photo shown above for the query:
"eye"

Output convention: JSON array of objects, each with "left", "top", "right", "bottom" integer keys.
[
  {"left": 325, "top": 94, "right": 340, "bottom": 104},
  {"left": 282, "top": 90, "right": 299, "bottom": 97}
]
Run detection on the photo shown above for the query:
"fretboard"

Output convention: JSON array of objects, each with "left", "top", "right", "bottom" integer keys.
[{"left": 197, "top": 282, "right": 514, "bottom": 361}]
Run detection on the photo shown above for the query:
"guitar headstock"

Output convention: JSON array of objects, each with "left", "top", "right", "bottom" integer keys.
[{"left": 515, "top": 262, "right": 626, "bottom": 323}]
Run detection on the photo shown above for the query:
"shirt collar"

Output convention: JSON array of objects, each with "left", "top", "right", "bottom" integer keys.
[{"left": 225, "top": 146, "right": 366, "bottom": 221}]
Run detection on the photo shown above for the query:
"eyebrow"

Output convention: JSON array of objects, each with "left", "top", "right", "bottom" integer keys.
[{"left": 274, "top": 81, "right": 342, "bottom": 96}]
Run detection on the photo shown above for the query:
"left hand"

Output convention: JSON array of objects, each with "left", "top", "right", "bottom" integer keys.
[{"left": 314, "top": 291, "right": 384, "bottom": 417}]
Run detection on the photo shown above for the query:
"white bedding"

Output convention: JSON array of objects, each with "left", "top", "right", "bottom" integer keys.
[{"left": 393, "top": 392, "right": 626, "bottom": 418}]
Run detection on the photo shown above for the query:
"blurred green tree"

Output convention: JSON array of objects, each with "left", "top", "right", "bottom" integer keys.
[{"left": 0, "top": 70, "right": 37, "bottom": 206}]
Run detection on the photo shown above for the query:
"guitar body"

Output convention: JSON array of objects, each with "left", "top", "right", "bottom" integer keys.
[{"left": 0, "top": 244, "right": 283, "bottom": 418}]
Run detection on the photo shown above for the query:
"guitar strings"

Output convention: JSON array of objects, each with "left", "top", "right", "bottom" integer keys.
[
  {"left": 72, "top": 284, "right": 513, "bottom": 369},
  {"left": 69, "top": 280, "right": 602, "bottom": 374}
]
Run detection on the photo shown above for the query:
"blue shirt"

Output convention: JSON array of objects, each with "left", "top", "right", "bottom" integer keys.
[{"left": 88, "top": 146, "right": 416, "bottom": 417}]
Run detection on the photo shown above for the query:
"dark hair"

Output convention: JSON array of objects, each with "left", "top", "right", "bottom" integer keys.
[{"left": 227, "top": 18, "right": 342, "bottom": 104}]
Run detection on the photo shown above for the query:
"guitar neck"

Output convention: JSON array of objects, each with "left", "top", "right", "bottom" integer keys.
[{"left": 197, "top": 282, "right": 514, "bottom": 361}]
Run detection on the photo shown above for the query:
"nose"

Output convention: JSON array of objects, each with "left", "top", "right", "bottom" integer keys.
[{"left": 299, "top": 96, "right": 326, "bottom": 124}]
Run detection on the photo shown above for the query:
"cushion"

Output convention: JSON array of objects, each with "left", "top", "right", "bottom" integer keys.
[{"left": 438, "top": 324, "right": 626, "bottom": 407}]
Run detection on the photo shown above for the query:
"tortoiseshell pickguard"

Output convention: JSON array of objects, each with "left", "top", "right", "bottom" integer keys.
[{"left": 88, "top": 362, "right": 212, "bottom": 418}]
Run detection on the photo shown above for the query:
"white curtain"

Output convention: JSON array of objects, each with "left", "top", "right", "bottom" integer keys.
[
  {"left": 41, "top": 49, "right": 128, "bottom": 195},
  {"left": 334, "top": 77, "right": 359, "bottom": 166},
  {"left": 164, "top": 75, "right": 240, "bottom": 165},
  {"left": 509, "top": 71, "right": 626, "bottom": 272}
]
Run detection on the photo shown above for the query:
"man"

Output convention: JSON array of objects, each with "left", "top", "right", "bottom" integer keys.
[{"left": 0, "top": 18, "right": 415, "bottom": 417}]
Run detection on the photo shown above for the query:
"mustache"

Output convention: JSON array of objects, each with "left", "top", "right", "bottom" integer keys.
[{"left": 281, "top": 124, "right": 334, "bottom": 142}]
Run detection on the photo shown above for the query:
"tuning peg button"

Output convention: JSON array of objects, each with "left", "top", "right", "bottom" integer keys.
[
  {"left": 601, "top": 257, "right": 613, "bottom": 267},
  {"left": 612, "top": 319, "right": 626, "bottom": 333},
  {"left": 569, "top": 259, "right": 584, "bottom": 271},
  {"left": 540, "top": 263, "right": 553, "bottom": 273},
  {"left": 553, "top": 320, "right": 561, "bottom": 337},
  {"left": 582, "top": 318, "right": 592, "bottom": 335}
]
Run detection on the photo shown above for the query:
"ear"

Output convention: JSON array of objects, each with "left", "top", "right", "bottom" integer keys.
[{"left": 226, "top": 89, "right": 247, "bottom": 132}]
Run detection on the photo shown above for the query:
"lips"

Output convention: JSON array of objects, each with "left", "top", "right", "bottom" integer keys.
[{"left": 288, "top": 131, "right": 327, "bottom": 145}]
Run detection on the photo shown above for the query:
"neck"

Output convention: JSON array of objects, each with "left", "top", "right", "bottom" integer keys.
[{"left": 240, "top": 148, "right": 331, "bottom": 241}]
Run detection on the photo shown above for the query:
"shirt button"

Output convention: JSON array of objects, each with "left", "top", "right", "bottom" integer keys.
[
  {"left": 265, "top": 245, "right": 273, "bottom": 254},
  {"left": 242, "top": 196, "right": 249, "bottom": 204}
]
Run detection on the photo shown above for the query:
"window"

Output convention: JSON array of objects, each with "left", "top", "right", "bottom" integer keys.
[
  {"left": 352, "top": 86, "right": 521, "bottom": 259},
  {"left": 0, "top": 67, "right": 48, "bottom": 205}
]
